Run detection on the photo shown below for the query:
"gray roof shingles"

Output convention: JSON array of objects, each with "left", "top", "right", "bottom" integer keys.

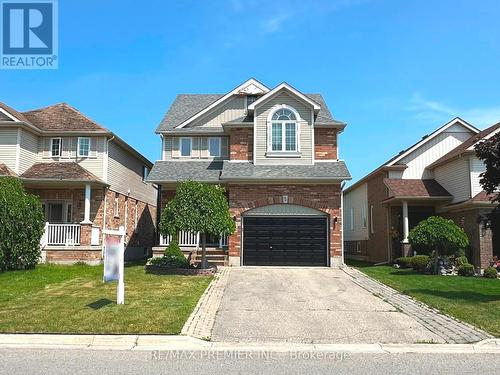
[
  {"left": 220, "top": 161, "right": 351, "bottom": 181},
  {"left": 147, "top": 161, "right": 223, "bottom": 183},
  {"left": 156, "top": 93, "right": 342, "bottom": 132}
]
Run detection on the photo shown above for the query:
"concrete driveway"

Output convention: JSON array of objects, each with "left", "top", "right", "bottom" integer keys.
[{"left": 211, "top": 267, "right": 444, "bottom": 344}]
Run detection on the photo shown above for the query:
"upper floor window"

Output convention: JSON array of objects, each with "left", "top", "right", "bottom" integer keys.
[
  {"left": 50, "top": 138, "right": 62, "bottom": 157},
  {"left": 78, "top": 137, "right": 90, "bottom": 157},
  {"left": 269, "top": 108, "right": 298, "bottom": 152},
  {"left": 142, "top": 166, "right": 149, "bottom": 181},
  {"left": 208, "top": 137, "right": 221, "bottom": 157},
  {"left": 180, "top": 137, "right": 192, "bottom": 157}
]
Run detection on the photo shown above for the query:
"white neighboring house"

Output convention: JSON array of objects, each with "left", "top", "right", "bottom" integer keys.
[
  {"left": 0, "top": 102, "right": 157, "bottom": 264},
  {"left": 344, "top": 117, "right": 499, "bottom": 268}
]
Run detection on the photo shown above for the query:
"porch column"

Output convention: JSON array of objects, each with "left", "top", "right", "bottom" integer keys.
[
  {"left": 82, "top": 183, "right": 92, "bottom": 224},
  {"left": 402, "top": 200, "right": 409, "bottom": 243}
]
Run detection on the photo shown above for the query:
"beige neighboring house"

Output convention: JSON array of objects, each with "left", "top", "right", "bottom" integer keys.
[
  {"left": 344, "top": 117, "right": 500, "bottom": 269},
  {"left": 0, "top": 102, "right": 157, "bottom": 264}
]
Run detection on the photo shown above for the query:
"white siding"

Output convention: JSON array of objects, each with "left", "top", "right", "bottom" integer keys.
[
  {"left": 388, "top": 170, "right": 403, "bottom": 179},
  {"left": 434, "top": 157, "right": 471, "bottom": 203},
  {"left": 343, "top": 183, "right": 369, "bottom": 241},
  {"left": 0, "top": 127, "right": 18, "bottom": 171},
  {"left": 37, "top": 136, "right": 105, "bottom": 178},
  {"left": 19, "top": 129, "right": 38, "bottom": 173},
  {"left": 254, "top": 92, "right": 313, "bottom": 165},
  {"left": 399, "top": 124, "right": 474, "bottom": 179},
  {"left": 470, "top": 156, "right": 486, "bottom": 197},
  {"left": 107, "top": 141, "right": 156, "bottom": 206}
]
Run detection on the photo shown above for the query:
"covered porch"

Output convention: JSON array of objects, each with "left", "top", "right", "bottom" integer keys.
[
  {"left": 21, "top": 162, "right": 108, "bottom": 260},
  {"left": 382, "top": 178, "right": 453, "bottom": 259}
]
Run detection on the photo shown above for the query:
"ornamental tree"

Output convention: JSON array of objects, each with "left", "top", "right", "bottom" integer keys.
[
  {"left": 159, "top": 181, "right": 235, "bottom": 268},
  {"left": 408, "top": 216, "right": 469, "bottom": 273},
  {"left": 0, "top": 177, "right": 45, "bottom": 271},
  {"left": 475, "top": 133, "right": 500, "bottom": 216}
]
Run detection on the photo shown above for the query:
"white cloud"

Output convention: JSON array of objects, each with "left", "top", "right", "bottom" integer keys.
[
  {"left": 260, "top": 13, "right": 292, "bottom": 34},
  {"left": 408, "top": 93, "right": 500, "bottom": 128}
]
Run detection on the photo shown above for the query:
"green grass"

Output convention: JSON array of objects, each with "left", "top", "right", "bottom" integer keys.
[
  {"left": 347, "top": 259, "right": 500, "bottom": 337},
  {"left": 0, "top": 262, "right": 212, "bottom": 334}
]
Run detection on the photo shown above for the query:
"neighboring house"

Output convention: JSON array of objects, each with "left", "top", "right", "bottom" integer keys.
[
  {"left": 147, "top": 78, "right": 351, "bottom": 267},
  {"left": 0, "top": 102, "right": 157, "bottom": 263},
  {"left": 344, "top": 117, "right": 499, "bottom": 268}
]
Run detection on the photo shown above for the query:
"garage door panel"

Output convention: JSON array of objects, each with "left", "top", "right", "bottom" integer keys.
[{"left": 243, "top": 216, "right": 328, "bottom": 266}]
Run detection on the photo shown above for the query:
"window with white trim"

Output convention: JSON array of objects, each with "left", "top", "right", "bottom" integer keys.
[
  {"left": 142, "top": 166, "right": 149, "bottom": 181},
  {"left": 269, "top": 108, "right": 298, "bottom": 152},
  {"left": 180, "top": 137, "right": 192, "bottom": 157},
  {"left": 77, "top": 137, "right": 90, "bottom": 157},
  {"left": 208, "top": 137, "right": 221, "bottom": 157},
  {"left": 50, "top": 138, "right": 62, "bottom": 157},
  {"left": 362, "top": 204, "right": 367, "bottom": 229}
]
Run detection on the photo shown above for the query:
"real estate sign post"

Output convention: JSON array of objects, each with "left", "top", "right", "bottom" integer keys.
[{"left": 103, "top": 226, "right": 125, "bottom": 304}]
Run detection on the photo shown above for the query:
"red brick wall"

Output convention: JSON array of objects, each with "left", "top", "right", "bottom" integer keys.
[
  {"left": 228, "top": 183, "right": 342, "bottom": 260},
  {"left": 314, "top": 128, "right": 338, "bottom": 160},
  {"left": 29, "top": 187, "right": 156, "bottom": 249},
  {"left": 443, "top": 208, "right": 493, "bottom": 268},
  {"left": 229, "top": 128, "right": 253, "bottom": 161},
  {"left": 103, "top": 189, "right": 156, "bottom": 248}
]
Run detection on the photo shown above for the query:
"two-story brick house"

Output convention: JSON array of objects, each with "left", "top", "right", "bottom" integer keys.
[
  {"left": 147, "top": 79, "right": 351, "bottom": 267},
  {"left": 0, "top": 102, "right": 157, "bottom": 263},
  {"left": 344, "top": 117, "right": 499, "bottom": 268}
]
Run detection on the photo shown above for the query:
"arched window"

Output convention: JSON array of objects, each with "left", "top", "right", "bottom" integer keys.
[{"left": 269, "top": 107, "right": 299, "bottom": 152}]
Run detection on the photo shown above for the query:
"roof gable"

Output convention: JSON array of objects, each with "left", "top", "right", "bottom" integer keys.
[
  {"left": 248, "top": 82, "right": 321, "bottom": 112},
  {"left": 386, "top": 117, "right": 479, "bottom": 167},
  {"left": 428, "top": 121, "right": 500, "bottom": 169},
  {"left": 173, "top": 78, "right": 269, "bottom": 129}
]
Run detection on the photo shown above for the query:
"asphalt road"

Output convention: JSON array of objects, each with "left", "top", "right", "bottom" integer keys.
[{"left": 1, "top": 349, "right": 499, "bottom": 375}]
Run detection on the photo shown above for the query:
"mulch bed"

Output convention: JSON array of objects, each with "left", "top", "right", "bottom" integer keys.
[{"left": 145, "top": 264, "right": 217, "bottom": 276}]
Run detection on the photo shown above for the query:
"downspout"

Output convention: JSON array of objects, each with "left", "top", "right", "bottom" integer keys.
[{"left": 341, "top": 181, "right": 346, "bottom": 266}]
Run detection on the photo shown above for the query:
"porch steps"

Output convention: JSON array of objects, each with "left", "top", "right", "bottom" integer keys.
[{"left": 193, "top": 248, "right": 228, "bottom": 267}]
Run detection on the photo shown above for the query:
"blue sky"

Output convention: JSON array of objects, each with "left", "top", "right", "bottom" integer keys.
[{"left": 1, "top": 0, "right": 500, "bottom": 184}]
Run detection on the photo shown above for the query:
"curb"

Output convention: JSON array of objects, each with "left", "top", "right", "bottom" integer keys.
[{"left": 0, "top": 334, "right": 499, "bottom": 353}]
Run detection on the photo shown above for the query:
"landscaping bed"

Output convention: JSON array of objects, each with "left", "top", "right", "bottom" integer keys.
[
  {"left": 0, "top": 262, "right": 212, "bottom": 334},
  {"left": 347, "top": 259, "right": 500, "bottom": 337},
  {"left": 145, "top": 263, "right": 217, "bottom": 276}
]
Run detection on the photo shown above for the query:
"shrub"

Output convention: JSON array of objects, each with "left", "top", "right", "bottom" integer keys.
[
  {"left": 394, "top": 256, "right": 413, "bottom": 268},
  {"left": 483, "top": 267, "right": 498, "bottom": 279},
  {"left": 455, "top": 256, "right": 469, "bottom": 268},
  {"left": 457, "top": 263, "right": 475, "bottom": 277},
  {"left": 408, "top": 216, "right": 469, "bottom": 257},
  {"left": 157, "top": 239, "right": 189, "bottom": 268},
  {"left": 0, "top": 177, "right": 44, "bottom": 271},
  {"left": 411, "top": 255, "right": 430, "bottom": 273}
]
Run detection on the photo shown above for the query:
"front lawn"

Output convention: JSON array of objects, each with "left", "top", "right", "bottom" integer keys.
[
  {"left": 0, "top": 262, "right": 212, "bottom": 334},
  {"left": 347, "top": 260, "right": 500, "bottom": 337}
]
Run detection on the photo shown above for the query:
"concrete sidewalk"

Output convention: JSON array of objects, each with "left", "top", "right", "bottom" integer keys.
[{"left": 0, "top": 334, "right": 499, "bottom": 354}]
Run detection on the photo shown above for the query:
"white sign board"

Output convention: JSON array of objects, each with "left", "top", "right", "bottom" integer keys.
[{"left": 103, "top": 226, "right": 125, "bottom": 304}]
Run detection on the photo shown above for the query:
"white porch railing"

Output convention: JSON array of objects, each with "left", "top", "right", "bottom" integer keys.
[
  {"left": 160, "top": 231, "right": 229, "bottom": 248},
  {"left": 44, "top": 223, "right": 81, "bottom": 246}
]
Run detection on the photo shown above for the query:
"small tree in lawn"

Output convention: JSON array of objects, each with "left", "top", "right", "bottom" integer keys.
[
  {"left": 159, "top": 181, "right": 235, "bottom": 269},
  {"left": 408, "top": 216, "right": 469, "bottom": 274},
  {"left": 0, "top": 177, "right": 45, "bottom": 271},
  {"left": 475, "top": 133, "right": 500, "bottom": 223}
]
